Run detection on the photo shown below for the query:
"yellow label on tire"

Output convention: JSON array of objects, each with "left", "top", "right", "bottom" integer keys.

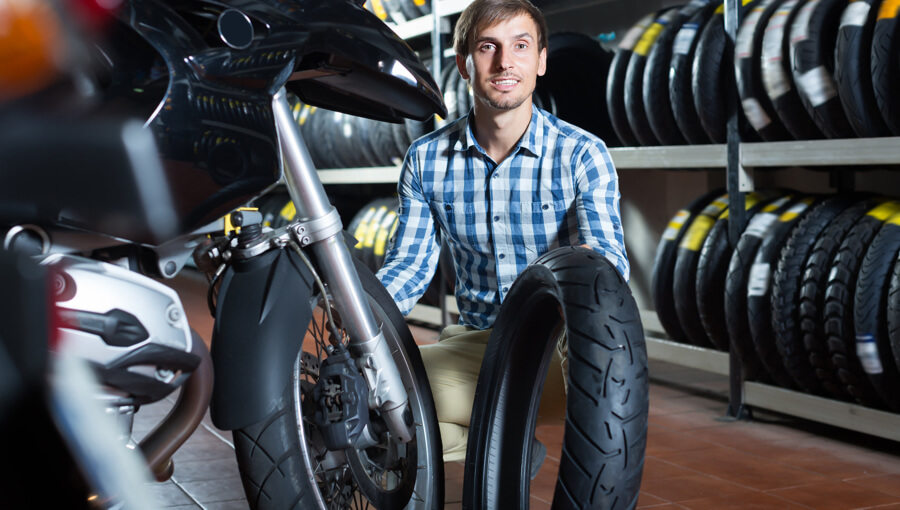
[
  {"left": 279, "top": 201, "right": 297, "bottom": 222},
  {"left": 778, "top": 197, "right": 814, "bottom": 222},
  {"left": 370, "top": 0, "right": 390, "bottom": 20},
  {"left": 662, "top": 210, "right": 691, "bottom": 241},
  {"left": 374, "top": 211, "right": 398, "bottom": 257},
  {"left": 867, "top": 201, "right": 900, "bottom": 221},
  {"left": 363, "top": 206, "right": 389, "bottom": 248},
  {"left": 878, "top": 0, "right": 900, "bottom": 19},
  {"left": 886, "top": 211, "right": 900, "bottom": 227},
  {"left": 681, "top": 215, "right": 716, "bottom": 251},
  {"left": 633, "top": 22, "right": 664, "bottom": 56}
]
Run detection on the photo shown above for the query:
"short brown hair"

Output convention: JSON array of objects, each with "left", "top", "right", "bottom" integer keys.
[{"left": 452, "top": 0, "right": 549, "bottom": 58}]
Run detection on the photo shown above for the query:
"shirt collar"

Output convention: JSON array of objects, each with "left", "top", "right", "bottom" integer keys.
[{"left": 453, "top": 103, "right": 544, "bottom": 158}]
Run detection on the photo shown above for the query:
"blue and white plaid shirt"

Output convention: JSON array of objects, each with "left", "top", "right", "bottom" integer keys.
[{"left": 376, "top": 105, "right": 629, "bottom": 329}]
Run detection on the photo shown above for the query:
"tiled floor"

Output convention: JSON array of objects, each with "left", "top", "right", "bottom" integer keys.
[{"left": 142, "top": 271, "right": 900, "bottom": 509}]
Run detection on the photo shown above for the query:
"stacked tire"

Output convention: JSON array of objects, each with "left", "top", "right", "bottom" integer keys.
[
  {"left": 363, "top": 0, "right": 431, "bottom": 25},
  {"left": 606, "top": 0, "right": 900, "bottom": 146},
  {"left": 652, "top": 190, "right": 900, "bottom": 411}
]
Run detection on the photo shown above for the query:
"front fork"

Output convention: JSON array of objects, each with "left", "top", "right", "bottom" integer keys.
[{"left": 271, "top": 88, "right": 414, "bottom": 444}]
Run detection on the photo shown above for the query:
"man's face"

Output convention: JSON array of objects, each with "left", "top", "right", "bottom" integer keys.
[{"left": 457, "top": 13, "right": 547, "bottom": 113}]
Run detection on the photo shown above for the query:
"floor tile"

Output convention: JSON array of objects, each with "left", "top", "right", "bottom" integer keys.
[
  {"left": 636, "top": 491, "right": 669, "bottom": 507},
  {"left": 770, "top": 480, "right": 900, "bottom": 509},
  {"left": 788, "top": 454, "right": 890, "bottom": 480},
  {"left": 848, "top": 474, "right": 900, "bottom": 498},
  {"left": 640, "top": 473, "right": 754, "bottom": 502},
  {"left": 176, "top": 477, "right": 246, "bottom": 504},
  {"left": 644, "top": 430, "right": 719, "bottom": 457},
  {"left": 149, "top": 482, "right": 194, "bottom": 507},
  {"left": 643, "top": 457, "right": 701, "bottom": 480},
  {"left": 677, "top": 490, "right": 814, "bottom": 510},
  {"left": 168, "top": 458, "right": 241, "bottom": 483},
  {"left": 710, "top": 462, "right": 832, "bottom": 491}
]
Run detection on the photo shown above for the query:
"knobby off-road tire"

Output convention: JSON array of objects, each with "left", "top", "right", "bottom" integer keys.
[
  {"left": 463, "top": 247, "right": 648, "bottom": 510},
  {"left": 771, "top": 196, "right": 856, "bottom": 394},
  {"left": 747, "top": 197, "right": 817, "bottom": 388},
  {"left": 761, "top": 0, "right": 825, "bottom": 139},
  {"left": 798, "top": 198, "right": 879, "bottom": 401},
  {"left": 234, "top": 259, "right": 443, "bottom": 510},
  {"left": 724, "top": 195, "right": 797, "bottom": 383},
  {"left": 854, "top": 211, "right": 900, "bottom": 410},
  {"left": 608, "top": 12, "right": 658, "bottom": 147},
  {"left": 825, "top": 201, "right": 900, "bottom": 409},
  {"left": 651, "top": 188, "right": 725, "bottom": 343}
]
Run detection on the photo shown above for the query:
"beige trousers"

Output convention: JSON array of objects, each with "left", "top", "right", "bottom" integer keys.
[{"left": 419, "top": 324, "right": 569, "bottom": 462}]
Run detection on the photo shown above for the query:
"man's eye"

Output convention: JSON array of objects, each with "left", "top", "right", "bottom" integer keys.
[{"left": 516, "top": 43, "right": 528, "bottom": 49}]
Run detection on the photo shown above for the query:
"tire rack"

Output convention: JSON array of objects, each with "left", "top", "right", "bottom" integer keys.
[
  {"left": 318, "top": 0, "right": 900, "bottom": 443},
  {"left": 319, "top": 137, "right": 900, "bottom": 443}
]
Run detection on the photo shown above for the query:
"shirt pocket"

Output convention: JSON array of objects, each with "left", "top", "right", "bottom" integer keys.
[
  {"left": 520, "top": 199, "right": 570, "bottom": 255},
  {"left": 432, "top": 199, "right": 488, "bottom": 249}
]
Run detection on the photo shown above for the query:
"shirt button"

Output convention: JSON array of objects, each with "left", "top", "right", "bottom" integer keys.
[
  {"left": 502, "top": 286, "right": 508, "bottom": 292},
  {"left": 493, "top": 216, "right": 499, "bottom": 222},
  {"left": 542, "top": 204, "right": 549, "bottom": 210},
  {"left": 498, "top": 253, "right": 505, "bottom": 259},
  {"left": 492, "top": 173, "right": 499, "bottom": 179}
]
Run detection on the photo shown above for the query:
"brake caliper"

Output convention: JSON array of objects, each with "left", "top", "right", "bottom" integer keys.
[{"left": 312, "top": 347, "right": 371, "bottom": 450}]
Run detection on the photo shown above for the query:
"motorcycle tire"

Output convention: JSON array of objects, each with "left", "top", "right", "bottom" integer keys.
[
  {"left": 788, "top": 0, "right": 857, "bottom": 139},
  {"left": 625, "top": 9, "right": 682, "bottom": 146},
  {"left": 798, "top": 197, "right": 880, "bottom": 401},
  {"left": 725, "top": 194, "right": 798, "bottom": 383},
  {"left": 760, "top": 0, "right": 825, "bottom": 140},
  {"left": 651, "top": 188, "right": 726, "bottom": 343},
  {"left": 696, "top": 192, "right": 772, "bottom": 351},
  {"left": 608, "top": 12, "right": 659, "bottom": 147},
  {"left": 854, "top": 210, "right": 900, "bottom": 410},
  {"left": 463, "top": 247, "right": 648, "bottom": 510},
  {"left": 835, "top": 0, "right": 892, "bottom": 137},
  {"left": 644, "top": 1, "right": 715, "bottom": 146},
  {"left": 871, "top": 0, "right": 900, "bottom": 135},
  {"left": 771, "top": 195, "right": 856, "bottom": 394},
  {"left": 673, "top": 194, "right": 731, "bottom": 348},
  {"left": 735, "top": 0, "right": 794, "bottom": 141},
  {"left": 233, "top": 257, "right": 443, "bottom": 510},
  {"left": 888, "top": 255, "right": 900, "bottom": 374},
  {"left": 825, "top": 201, "right": 900, "bottom": 409},
  {"left": 668, "top": 4, "right": 720, "bottom": 145},
  {"left": 747, "top": 196, "right": 818, "bottom": 389}
]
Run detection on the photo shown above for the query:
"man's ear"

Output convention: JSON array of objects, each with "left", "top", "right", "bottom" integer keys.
[
  {"left": 456, "top": 54, "right": 469, "bottom": 80},
  {"left": 537, "top": 46, "right": 547, "bottom": 77}
]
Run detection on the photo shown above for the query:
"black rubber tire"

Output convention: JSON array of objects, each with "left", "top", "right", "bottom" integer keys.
[
  {"left": 747, "top": 196, "right": 819, "bottom": 388},
  {"left": 835, "top": 0, "right": 893, "bottom": 137},
  {"left": 381, "top": 0, "right": 411, "bottom": 24},
  {"left": 799, "top": 198, "right": 884, "bottom": 403},
  {"left": 735, "top": 0, "right": 794, "bottom": 141},
  {"left": 725, "top": 194, "right": 801, "bottom": 383},
  {"left": 771, "top": 195, "right": 857, "bottom": 394},
  {"left": 608, "top": 12, "right": 658, "bottom": 147},
  {"left": 788, "top": 0, "right": 857, "bottom": 138},
  {"left": 411, "top": 0, "right": 430, "bottom": 17},
  {"left": 673, "top": 194, "right": 731, "bottom": 348},
  {"left": 443, "top": 63, "right": 461, "bottom": 123},
  {"left": 871, "top": 1, "right": 900, "bottom": 135},
  {"left": 888, "top": 255, "right": 900, "bottom": 374},
  {"left": 625, "top": 9, "right": 682, "bottom": 146},
  {"left": 693, "top": 8, "right": 761, "bottom": 143},
  {"left": 348, "top": 197, "right": 398, "bottom": 273},
  {"left": 644, "top": 2, "right": 714, "bottom": 146},
  {"left": 405, "top": 117, "right": 432, "bottom": 146},
  {"left": 233, "top": 258, "right": 443, "bottom": 510},
  {"left": 367, "top": 0, "right": 394, "bottom": 23},
  {"left": 538, "top": 32, "right": 618, "bottom": 144},
  {"left": 760, "top": 0, "right": 826, "bottom": 140},
  {"left": 398, "top": 0, "right": 421, "bottom": 23},
  {"left": 372, "top": 119, "right": 403, "bottom": 167},
  {"left": 463, "top": 247, "right": 648, "bottom": 510},
  {"left": 854, "top": 211, "right": 900, "bottom": 410},
  {"left": 668, "top": 4, "right": 720, "bottom": 145},
  {"left": 651, "top": 188, "right": 726, "bottom": 344},
  {"left": 391, "top": 119, "right": 412, "bottom": 164},
  {"left": 697, "top": 192, "right": 775, "bottom": 351},
  {"left": 354, "top": 116, "right": 381, "bottom": 168},
  {"left": 825, "top": 201, "right": 900, "bottom": 409}
]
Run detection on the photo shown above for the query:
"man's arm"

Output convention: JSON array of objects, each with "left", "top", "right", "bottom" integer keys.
[
  {"left": 376, "top": 149, "right": 442, "bottom": 315},
  {"left": 572, "top": 141, "right": 630, "bottom": 281}
]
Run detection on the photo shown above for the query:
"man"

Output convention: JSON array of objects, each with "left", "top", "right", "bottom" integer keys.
[{"left": 376, "top": 0, "right": 629, "bottom": 466}]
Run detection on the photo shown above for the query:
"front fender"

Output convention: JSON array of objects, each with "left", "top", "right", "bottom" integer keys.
[{"left": 210, "top": 248, "right": 315, "bottom": 431}]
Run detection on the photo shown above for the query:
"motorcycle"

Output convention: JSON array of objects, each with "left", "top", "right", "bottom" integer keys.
[{"left": 0, "top": 0, "right": 447, "bottom": 507}]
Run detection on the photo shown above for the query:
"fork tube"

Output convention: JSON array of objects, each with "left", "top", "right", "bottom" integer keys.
[
  {"left": 272, "top": 89, "right": 413, "bottom": 443},
  {"left": 272, "top": 88, "right": 380, "bottom": 343}
]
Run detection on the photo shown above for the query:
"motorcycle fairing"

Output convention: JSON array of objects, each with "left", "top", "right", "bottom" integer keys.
[{"left": 95, "top": 0, "right": 446, "bottom": 240}]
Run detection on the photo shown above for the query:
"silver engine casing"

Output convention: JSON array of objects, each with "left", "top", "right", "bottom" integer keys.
[{"left": 43, "top": 254, "right": 198, "bottom": 405}]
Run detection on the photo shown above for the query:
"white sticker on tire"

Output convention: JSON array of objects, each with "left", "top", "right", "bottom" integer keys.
[
  {"left": 742, "top": 97, "right": 773, "bottom": 130},
  {"left": 797, "top": 66, "right": 838, "bottom": 107},
  {"left": 840, "top": 1, "right": 871, "bottom": 28},
  {"left": 744, "top": 212, "right": 778, "bottom": 238},
  {"left": 619, "top": 13, "right": 655, "bottom": 49},
  {"left": 791, "top": 0, "right": 819, "bottom": 43},
  {"left": 673, "top": 24, "right": 699, "bottom": 55},
  {"left": 856, "top": 334, "right": 884, "bottom": 374},
  {"left": 737, "top": 7, "right": 766, "bottom": 58},
  {"left": 748, "top": 262, "right": 771, "bottom": 296}
]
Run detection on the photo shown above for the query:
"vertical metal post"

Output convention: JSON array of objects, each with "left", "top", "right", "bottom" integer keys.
[{"left": 724, "top": 0, "right": 751, "bottom": 420}]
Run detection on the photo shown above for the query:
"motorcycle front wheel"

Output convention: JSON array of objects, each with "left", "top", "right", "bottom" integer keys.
[{"left": 233, "top": 258, "right": 443, "bottom": 509}]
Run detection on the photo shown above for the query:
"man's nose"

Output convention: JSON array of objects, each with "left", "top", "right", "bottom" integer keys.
[{"left": 495, "top": 47, "right": 513, "bottom": 70}]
